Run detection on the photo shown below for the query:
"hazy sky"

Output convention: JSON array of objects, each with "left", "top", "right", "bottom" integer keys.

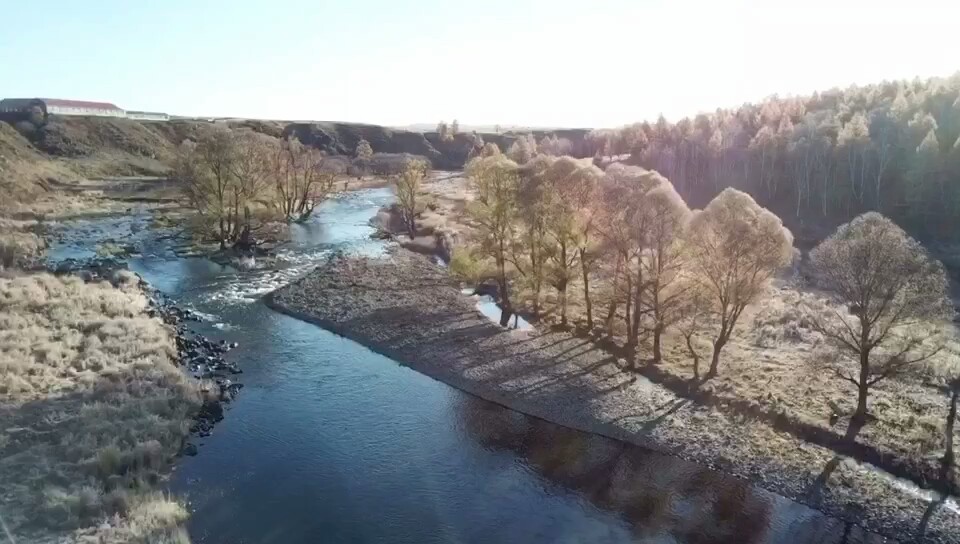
[{"left": 1, "top": 0, "right": 957, "bottom": 128}]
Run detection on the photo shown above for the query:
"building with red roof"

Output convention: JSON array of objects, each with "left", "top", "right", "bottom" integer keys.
[{"left": 0, "top": 97, "right": 126, "bottom": 119}]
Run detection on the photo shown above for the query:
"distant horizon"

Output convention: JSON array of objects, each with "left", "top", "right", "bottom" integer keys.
[
  {"left": 7, "top": 67, "right": 960, "bottom": 131},
  {"left": 3, "top": 0, "right": 959, "bottom": 128}
]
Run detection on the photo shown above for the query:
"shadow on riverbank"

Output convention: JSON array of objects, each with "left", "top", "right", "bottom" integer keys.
[{"left": 267, "top": 248, "right": 959, "bottom": 543}]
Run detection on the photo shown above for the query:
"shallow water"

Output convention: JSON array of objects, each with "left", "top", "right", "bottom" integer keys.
[{"left": 46, "top": 189, "right": 886, "bottom": 544}]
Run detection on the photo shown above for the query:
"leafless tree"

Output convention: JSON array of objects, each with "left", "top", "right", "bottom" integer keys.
[
  {"left": 641, "top": 178, "right": 692, "bottom": 362},
  {"left": 175, "top": 128, "right": 241, "bottom": 248},
  {"left": 686, "top": 188, "right": 794, "bottom": 377},
  {"left": 806, "top": 212, "right": 952, "bottom": 424},
  {"left": 355, "top": 139, "right": 374, "bottom": 160},
  {"left": 465, "top": 154, "right": 521, "bottom": 326},
  {"left": 394, "top": 157, "right": 429, "bottom": 239},
  {"left": 271, "top": 137, "right": 338, "bottom": 223}
]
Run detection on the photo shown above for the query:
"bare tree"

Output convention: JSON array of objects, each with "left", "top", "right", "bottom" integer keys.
[
  {"left": 510, "top": 155, "right": 554, "bottom": 316},
  {"left": 479, "top": 142, "right": 501, "bottom": 157},
  {"left": 539, "top": 135, "right": 573, "bottom": 156},
  {"left": 686, "top": 188, "right": 794, "bottom": 377},
  {"left": 807, "top": 212, "right": 952, "bottom": 424},
  {"left": 230, "top": 131, "right": 273, "bottom": 237},
  {"left": 272, "top": 137, "right": 338, "bottom": 223},
  {"left": 436, "top": 121, "right": 449, "bottom": 141},
  {"left": 540, "top": 156, "right": 602, "bottom": 327},
  {"left": 507, "top": 134, "right": 538, "bottom": 164},
  {"left": 175, "top": 128, "right": 241, "bottom": 248},
  {"left": 394, "top": 157, "right": 429, "bottom": 238},
  {"left": 355, "top": 139, "right": 374, "bottom": 160},
  {"left": 675, "top": 283, "right": 710, "bottom": 380},
  {"left": 465, "top": 154, "right": 521, "bottom": 326},
  {"left": 641, "top": 179, "right": 692, "bottom": 362},
  {"left": 597, "top": 164, "right": 686, "bottom": 359},
  {"left": 928, "top": 351, "right": 960, "bottom": 479}
]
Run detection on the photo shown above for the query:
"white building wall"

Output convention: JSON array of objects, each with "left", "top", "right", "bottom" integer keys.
[
  {"left": 127, "top": 112, "right": 169, "bottom": 121},
  {"left": 46, "top": 105, "right": 125, "bottom": 118}
]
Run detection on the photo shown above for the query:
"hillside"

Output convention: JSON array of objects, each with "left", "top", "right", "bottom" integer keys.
[{"left": 0, "top": 116, "right": 587, "bottom": 208}]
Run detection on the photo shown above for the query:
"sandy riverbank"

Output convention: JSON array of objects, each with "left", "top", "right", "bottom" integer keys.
[{"left": 268, "top": 248, "right": 960, "bottom": 543}]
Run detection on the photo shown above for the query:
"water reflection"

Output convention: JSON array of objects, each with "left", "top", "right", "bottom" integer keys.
[{"left": 455, "top": 395, "right": 885, "bottom": 544}]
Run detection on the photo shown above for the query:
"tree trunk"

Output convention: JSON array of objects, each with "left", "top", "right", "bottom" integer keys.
[
  {"left": 559, "top": 282, "right": 568, "bottom": 326},
  {"left": 707, "top": 335, "right": 726, "bottom": 378},
  {"left": 533, "top": 278, "right": 541, "bottom": 316},
  {"left": 605, "top": 300, "right": 617, "bottom": 338},
  {"left": 944, "top": 383, "right": 958, "bottom": 471},
  {"left": 624, "top": 274, "right": 632, "bottom": 336},
  {"left": 559, "top": 243, "right": 568, "bottom": 326},
  {"left": 628, "top": 267, "right": 643, "bottom": 357},
  {"left": 686, "top": 333, "right": 700, "bottom": 380},
  {"left": 581, "top": 250, "right": 592, "bottom": 329},
  {"left": 852, "top": 343, "right": 871, "bottom": 424},
  {"left": 652, "top": 324, "right": 663, "bottom": 363},
  {"left": 497, "top": 258, "right": 512, "bottom": 327},
  {"left": 498, "top": 283, "right": 513, "bottom": 327}
]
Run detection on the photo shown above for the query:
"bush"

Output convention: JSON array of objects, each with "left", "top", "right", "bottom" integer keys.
[{"left": 0, "top": 231, "right": 45, "bottom": 270}]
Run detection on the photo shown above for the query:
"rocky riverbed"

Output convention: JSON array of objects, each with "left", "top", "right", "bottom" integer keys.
[
  {"left": 48, "top": 257, "right": 243, "bottom": 453},
  {"left": 269, "top": 248, "right": 960, "bottom": 543}
]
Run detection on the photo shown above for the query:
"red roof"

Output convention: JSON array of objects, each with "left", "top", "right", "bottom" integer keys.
[{"left": 40, "top": 98, "right": 123, "bottom": 111}]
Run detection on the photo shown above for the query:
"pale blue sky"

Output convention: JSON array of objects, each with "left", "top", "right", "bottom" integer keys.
[{"left": 1, "top": 0, "right": 957, "bottom": 128}]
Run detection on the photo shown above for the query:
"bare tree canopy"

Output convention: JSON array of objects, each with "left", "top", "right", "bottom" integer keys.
[
  {"left": 355, "top": 139, "right": 374, "bottom": 160},
  {"left": 271, "top": 137, "right": 338, "bottom": 223},
  {"left": 174, "top": 127, "right": 270, "bottom": 248},
  {"left": 596, "top": 164, "right": 690, "bottom": 357},
  {"left": 807, "top": 212, "right": 952, "bottom": 423},
  {"left": 686, "top": 188, "right": 794, "bottom": 377},
  {"left": 465, "top": 154, "right": 521, "bottom": 326},
  {"left": 506, "top": 134, "right": 537, "bottom": 164},
  {"left": 394, "top": 157, "right": 430, "bottom": 239}
]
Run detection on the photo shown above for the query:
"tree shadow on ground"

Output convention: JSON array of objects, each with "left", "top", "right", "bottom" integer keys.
[{"left": 806, "top": 417, "right": 867, "bottom": 505}]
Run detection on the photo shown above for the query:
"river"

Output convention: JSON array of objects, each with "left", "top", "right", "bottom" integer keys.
[{"left": 45, "top": 188, "right": 881, "bottom": 544}]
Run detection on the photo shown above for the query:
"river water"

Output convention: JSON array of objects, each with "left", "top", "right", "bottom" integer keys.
[{"left": 46, "top": 189, "right": 883, "bottom": 544}]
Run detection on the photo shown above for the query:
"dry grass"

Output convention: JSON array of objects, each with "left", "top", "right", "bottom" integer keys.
[
  {"left": 414, "top": 175, "right": 959, "bottom": 494},
  {"left": 648, "top": 283, "right": 958, "bottom": 467},
  {"left": 0, "top": 274, "right": 199, "bottom": 543},
  {"left": 0, "top": 229, "right": 45, "bottom": 270}
]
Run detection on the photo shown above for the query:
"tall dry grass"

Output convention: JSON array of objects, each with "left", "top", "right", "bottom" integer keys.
[
  {"left": 0, "top": 273, "right": 199, "bottom": 543},
  {"left": 0, "top": 228, "right": 45, "bottom": 271}
]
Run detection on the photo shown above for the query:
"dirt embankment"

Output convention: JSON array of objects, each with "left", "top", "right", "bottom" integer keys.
[
  {"left": 268, "top": 249, "right": 960, "bottom": 544},
  {"left": 1, "top": 115, "right": 588, "bottom": 214}
]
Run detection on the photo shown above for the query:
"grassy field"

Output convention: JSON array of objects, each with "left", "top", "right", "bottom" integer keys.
[{"left": 0, "top": 273, "right": 199, "bottom": 543}]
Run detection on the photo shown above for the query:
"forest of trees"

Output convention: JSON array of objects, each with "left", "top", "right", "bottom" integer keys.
[{"left": 584, "top": 74, "right": 960, "bottom": 243}]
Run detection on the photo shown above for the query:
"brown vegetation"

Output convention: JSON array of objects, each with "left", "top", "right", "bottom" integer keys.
[{"left": 0, "top": 274, "right": 199, "bottom": 543}]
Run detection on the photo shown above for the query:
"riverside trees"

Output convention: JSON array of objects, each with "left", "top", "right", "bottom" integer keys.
[
  {"left": 807, "top": 212, "right": 952, "bottom": 424},
  {"left": 175, "top": 128, "right": 341, "bottom": 246},
  {"left": 272, "top": 136, "right": 338, "bottom": 223},
  {"left": 465, "top": 154, "right": 521, "bottom": 326},
  {"left": 686, "top": 189, "right": 794, "bottom": 377},
  {"left": 394, "top": 157, "right": 430, "bottom": 239}
]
